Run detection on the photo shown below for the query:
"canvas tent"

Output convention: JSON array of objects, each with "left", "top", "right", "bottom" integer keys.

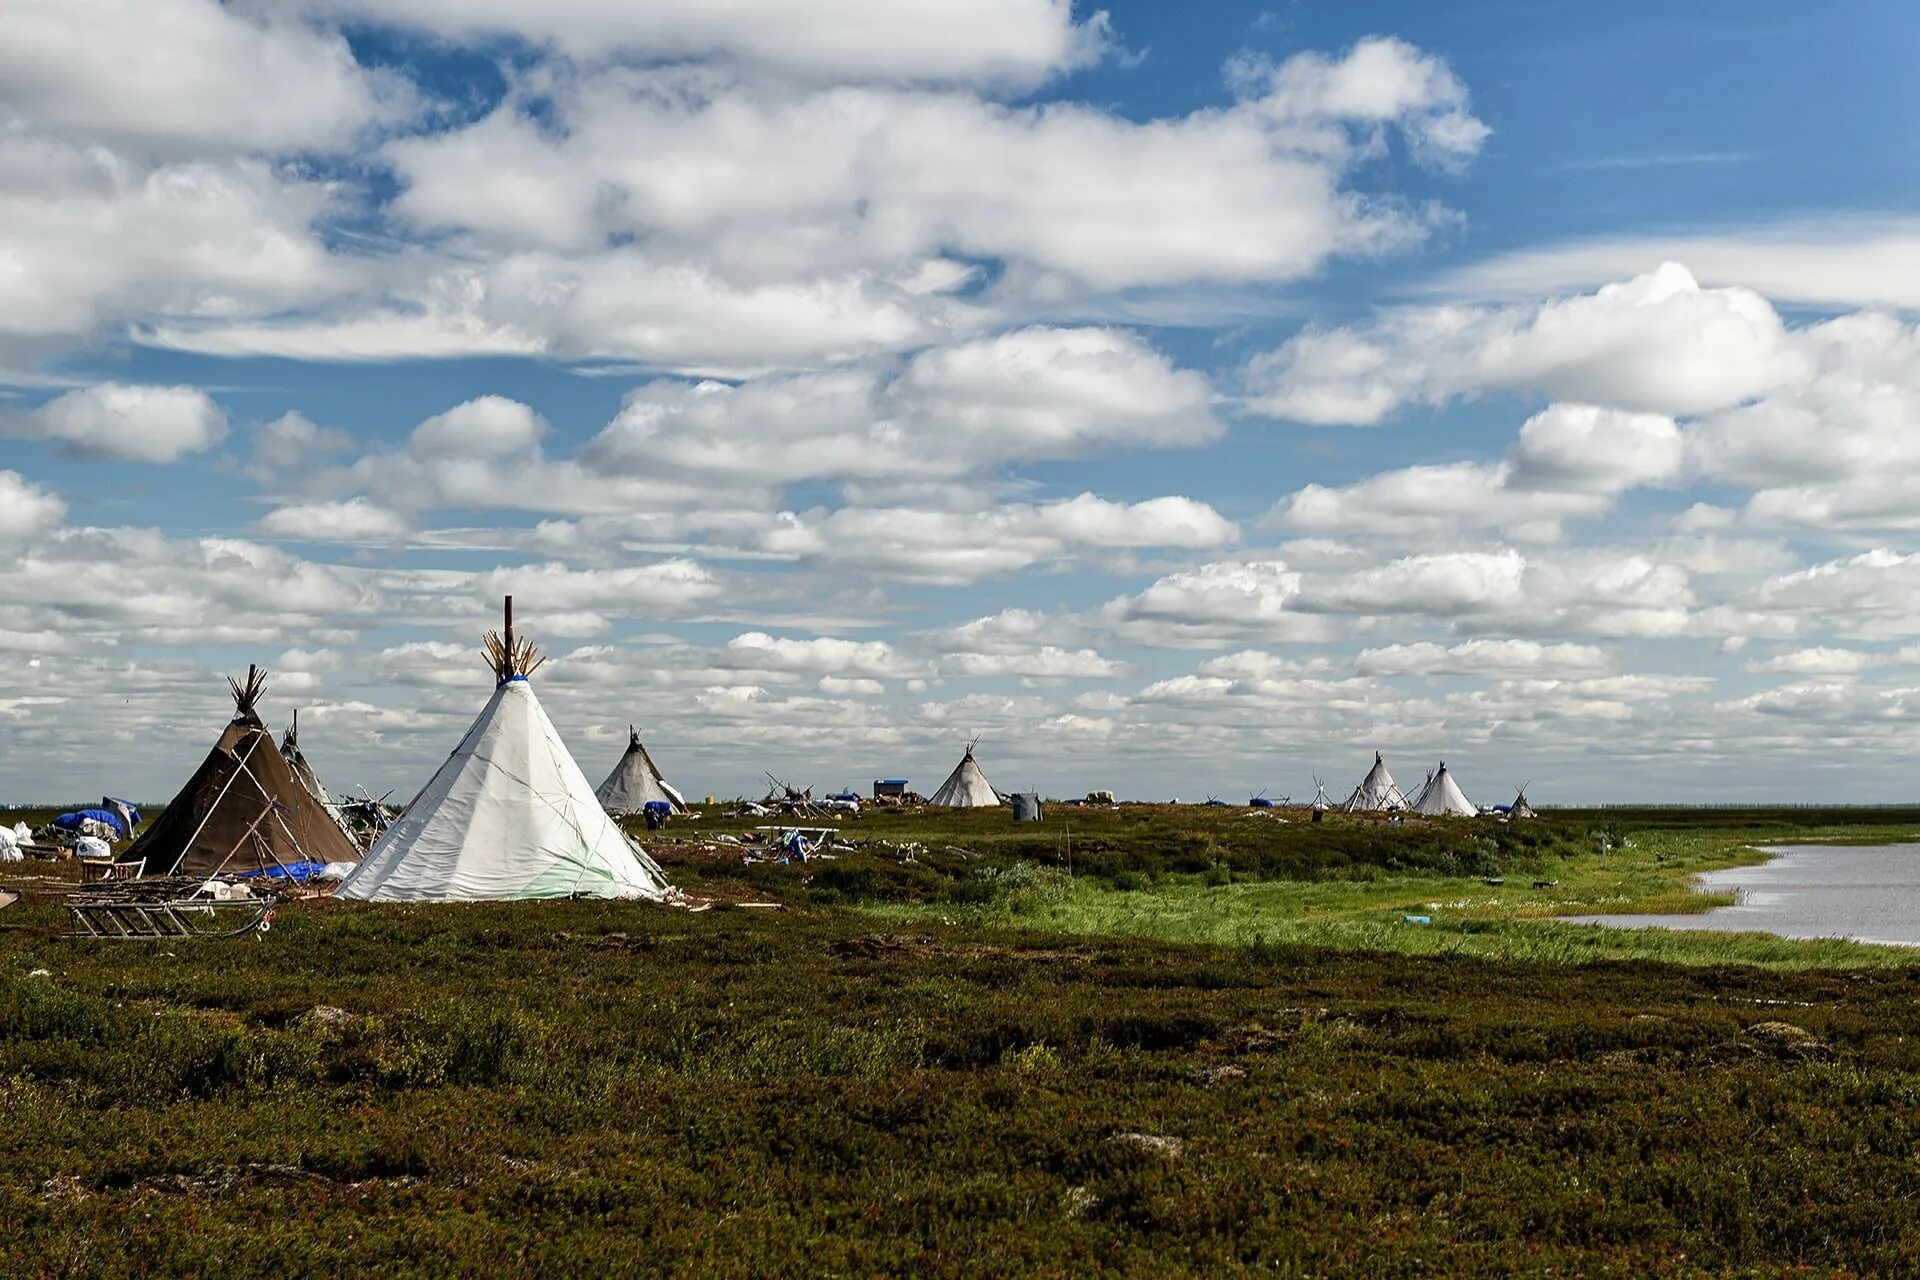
[
  {"left": 337, "top": 599, "right": 675, "bottom": 903},
  {"left": 1411, "top": 761, "right": 1477, "bottom": 817},
  {"left": 1343, "top": 752, "right": 1410, "bottom": 812},
  {"left": 280, "top": 709, "right": 330, "bottom": 806},
  {"left": 595, "top": 727, "right": 688, "bottom": 815},
  {"left": 928, "top": 741, "right": 1001, "bottom": 807},
  {"left": 120, "top": 667, "right": 362, "bottom": 877},
  {"left": 1509, "top": 787, "right": 1537, "bottom": 819}
]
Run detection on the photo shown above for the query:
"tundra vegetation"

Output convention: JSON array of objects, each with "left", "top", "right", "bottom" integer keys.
[{"left": 2, "top": 804, "right": 1918, "bottom": 1275}]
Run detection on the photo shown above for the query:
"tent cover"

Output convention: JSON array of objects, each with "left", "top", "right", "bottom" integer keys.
[
  {"left": 596, "top": 727, "right": 688, "bottom": 815},
  {"left": 1343, "top": 752, "right": 1410, "bottom": 811},
  {"left": 1411, "top": 762, "right": 1477, "bottom": 817},
  {"left": 121, "top": 668, "right": 361, "bottom": 876},
  {"left": 1509, "top": 790, "right": 1537, "bottom": 819},
  {"left": 337, "top": 677, "right": 674, "bottom": 902},
  {"left": 928, "top": 744, "right": 1001, "bottom": 807}
]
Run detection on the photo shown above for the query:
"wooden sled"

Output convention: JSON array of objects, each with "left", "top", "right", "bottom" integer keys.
[{"left": 66, "top": 878, "right": 278, "bottom": 940}]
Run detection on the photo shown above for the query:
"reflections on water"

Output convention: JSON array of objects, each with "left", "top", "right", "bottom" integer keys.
[{"left": 1566, "top": 843, "right": 1920, "bottom": 947}]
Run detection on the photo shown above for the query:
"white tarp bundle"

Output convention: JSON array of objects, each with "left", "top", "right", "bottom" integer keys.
[
  {"left": 1411, "top": 762, "right": 1477, "bottom": 817},
  {"left": 595, "top": 727, "right": 687, "bottom": 815},
  {"left": 337, "top": 677, "right": 674, "bottom": 902},
  {"left": 1344, "top": 753, "right": 1410, "bottom": 811},
  {"left": 928, "top": 746, "right": 1001, "bottom": 807}
]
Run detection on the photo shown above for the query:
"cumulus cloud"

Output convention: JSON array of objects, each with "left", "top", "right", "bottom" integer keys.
[
  {"left": 940, "top": 647, "right": 1126, "bottom": 678},
  {"left": 0, "top": 472, "right": 67, "bottom": 542},
  {"left": 256, "top": 498, "right": 409, "bottom": 543},
  {"left": 586, "top": 327, "right": 1221, "bottom": 481},
  {"left": 2, "top": 0, "right": 408, "bottom": 152},
  {"left": 409, "top": 396, "right": 550, "bottom": 458},
  {"left": 1426, "top": 215, "right": 1920, "bottom": 313},
  {"left": 725, "top": 632, "right": 925, "bottom": 678},
  {"left": 1355, "top": 638, "right": 1609, "bottom": 677},
  {"left": 295, "top": 0, "right": 1110, "bottom": 89},
  {"left": 1246, "top": 263, "right": 1793, "bottom": 424},
  {"left": 157, "top": 38, "right": 1482, "bottom": 365},
  {"left": 27, "top": 383, "right": 228, "bottom": 462},
  {"left": 246, "top": 411, "right": 356, "bottom": 481},
  {"left": 1272, "top": 403, "right": 1682, "bottom": 541},
  {"left": 758, "top": 493, "right": 1236, "bottom": 584},
  {"left": 0, "top": 138, "right": 350, "bottom": 351}
]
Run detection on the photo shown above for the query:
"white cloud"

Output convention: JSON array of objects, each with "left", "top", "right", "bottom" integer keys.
[
  {"left": 757, "top": 493, "right": 1235, "bottom": 584},
  {"left": 1751, "top": 550, "right": 1920, "bottom": 641},
  {"left": 295, "top": 0, "right": 1110, "bottom": 89},
  {"left": 1, "top": 0, "right": 407, "bottom": 152},
  {"left": 472, "top": 560, "right": 724, "bottom": 617},
  {"left": 1277, "top": 461, "right": 1607, "bottom": 542},
  {"left": 155, "top": 37, "right": 1481, "bottom": 367},
  {"left": 246, "top": 411, "right": 355, "bottom": 481},
  {"left": 409, "top": 396, "right": 550, "bottom": 458},
  {"left": 1272, "top": 403, "right": 1681, "bottom": 541},
  {"left": 586, "top": 327, "right": 1220, "bottom": 481},
  {"left": 1427, "top": 216, "right": 1920, "bottom": 313},
  {"left": 0, "top": 472, "right": 66, "bottom": 542},
  {"left": 941, "top": 647, "right": 1125, "bottom": 678},
  {"left": 28, "top": 383, "right": 227, "bottom": 462},
  {"left": 1247, "top": 263, "right": 1793, "bottom": 424},
  {"left": 381, "top": 42, "right": 1482, "bottom": 299},
  {"left": 725, "top": 632, "right": 924, "bottom": 678},
  {"left": 1355, "top": 638, "right": 1609, "bottom": 677},
  {"left": 0, "top": 138, "right": 350, "bottom": 349},
  {"left": 1743, "top": 646, "right": 1917, "bottom": 676},
  {"left": 256, "top": 498, "right": 409, "bottom": 543},
  {"left": 818, "top": 676, "right": 885, "bottom": 696}
]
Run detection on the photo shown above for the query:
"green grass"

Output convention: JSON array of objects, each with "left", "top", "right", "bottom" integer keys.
[
  {"left": 652, "top": 805, "right": 1920, "bottom": 968},
  {"left": 3, "top": 804, "right": 1920, "bottom": 1272},
  {"left": 4, "top": 896, "right": 1920, "bottom": 1274}
]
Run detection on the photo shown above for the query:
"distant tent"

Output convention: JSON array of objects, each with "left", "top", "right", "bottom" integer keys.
[
  {"left": 596, "top": 727, "right": 688, "bottom": 815},
  {"left": 1411, "top": 761, "right": 1477, "bottom": 817},
  {"left": 121, "top": 666, "right": 361, "bottom": 877},
  {"left": 337, "top": 598, "right": 675, "bottom": 903},
  {"left": 1310, "top": 779, "right": 1334, "bottom": 812},
  {"left": 1343, "top": 752, "right": 1410, "bottom": 812},
  {"left": 1509, "top": 786, "right": 1537, "bottom": 819},
  {"left": 280, "top": 709, "right": 330, "bottom": 805},
  {"left": 282, "top": 708, "right": 366, "bottom": 847},
  {"left": 928, "top": 741, "right": 1002, "bottom": 807}
]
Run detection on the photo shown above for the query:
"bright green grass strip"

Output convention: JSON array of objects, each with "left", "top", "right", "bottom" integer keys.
[{"left": 870, "top": 825, "right": 1920, "bottom": 970}]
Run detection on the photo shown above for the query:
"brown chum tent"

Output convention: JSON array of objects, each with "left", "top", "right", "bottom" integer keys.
[{"left": 120, "top": 666, "right": 362, "bottom": 877}]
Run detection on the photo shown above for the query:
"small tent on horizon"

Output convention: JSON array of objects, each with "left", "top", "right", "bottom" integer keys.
[
  {"left": 121, "top": 666, "right": 362, "bottom": 877},
  {"left": 596, "top": 727, "right": 688, "bottom": 815},
  {"left": 1343, "top": 752, "right": 1410, "bottom": 812},
  {"left": 1509, "top": 786, "right": 1537, "bottom": 819},
  {"left": 337, "top": 599, "right": 675, "bottom": 903},
  {"left": 927, "top": 739, "right": 1002, "bottom": 807},
  {"left": 1410, "top": 761, "right": 1477, "bottom": 817}
]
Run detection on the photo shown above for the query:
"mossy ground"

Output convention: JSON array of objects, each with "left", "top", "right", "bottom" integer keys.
[{"left": 2, "top": 804, "right": 1919, "bottom": 1274}]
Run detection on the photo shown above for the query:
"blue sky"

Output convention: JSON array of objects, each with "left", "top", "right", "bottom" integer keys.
[{"left": 5, "top": 0, "right": 1920, "bottom": 805}]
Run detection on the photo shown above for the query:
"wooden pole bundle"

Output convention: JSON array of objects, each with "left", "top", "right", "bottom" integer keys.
[{"left": 482, "top": 594, "right": 545, "bottom": 681}]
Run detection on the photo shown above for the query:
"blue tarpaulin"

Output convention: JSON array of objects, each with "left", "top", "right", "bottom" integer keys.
[
  {"left": 237, "top": 860, "right": 331, "bottom": 882},
  {"left": 53, "top": 808, "right": 129, "bottom": 838}
]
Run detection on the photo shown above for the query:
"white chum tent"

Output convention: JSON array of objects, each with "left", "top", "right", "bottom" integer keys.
[
  {"left": 337, "top": 601, "right": 674, "bottom": 903},
  {"left": 1343, "top": 752, "right": 1410, "bottom": 811},
  {"left": 928, "top": 742, "right": 1001, "bottom": 807},
  {"left": 596, "top": 727, "right": 688, "bottom": 816},
  {"left": 1410, "top": 761, "right": 1477, "bottom": 817}
]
